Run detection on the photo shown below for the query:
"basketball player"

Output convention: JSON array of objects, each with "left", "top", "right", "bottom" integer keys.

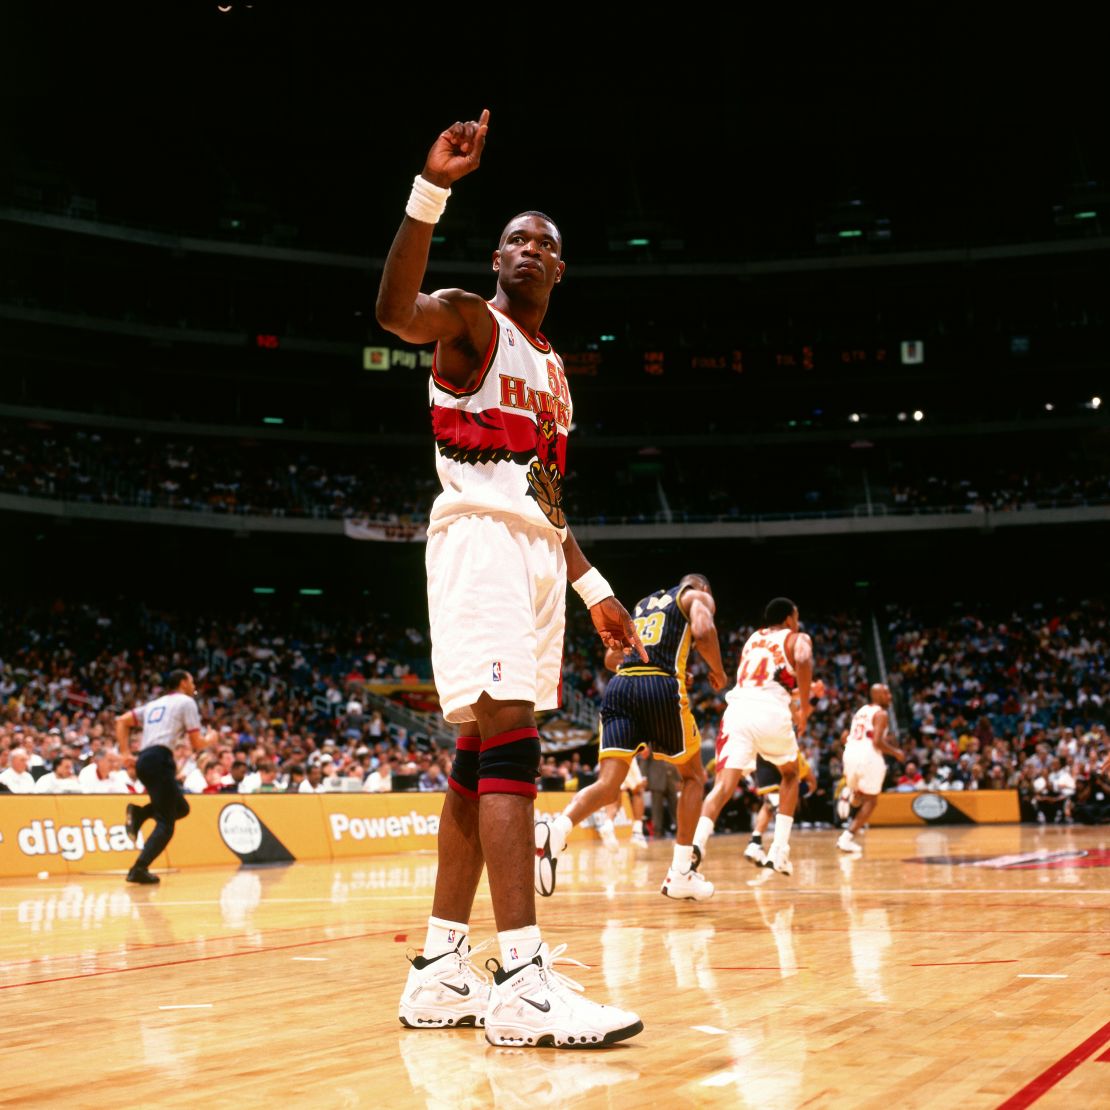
[
  {"left": 114, "top": 669, "right": 203, "bottom": 884},
  {"left": 377, "top": 109, "right": 645, "bottom": 1048},
  {"left": 535, "top": 575, "right": 727, "bottom": 902},
  {"left": 741, "top": 751, "right": 818, "bottom": 866},
  {"left": 694, "top": 598, "right": 813, "bottom": 877},
  {"left": 837, "top": 684, "right": 903, "bottom": 854}
]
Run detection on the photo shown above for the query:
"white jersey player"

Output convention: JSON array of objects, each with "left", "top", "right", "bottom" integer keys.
[
  {"left": 837, "top": 684, "right": 904, "bottom": 854},
  {"left": 694, "top": 597, "right": 814, "bottom": 876}
]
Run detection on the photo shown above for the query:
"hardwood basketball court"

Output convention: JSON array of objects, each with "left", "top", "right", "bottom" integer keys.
[{"left": 2, "top": 823, "right": 1108, "bottom": 1108}]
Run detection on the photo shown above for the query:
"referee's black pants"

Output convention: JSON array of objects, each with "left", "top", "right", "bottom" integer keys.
[{"left": 134, "top": 746, "right": 191, "bottom": 868}]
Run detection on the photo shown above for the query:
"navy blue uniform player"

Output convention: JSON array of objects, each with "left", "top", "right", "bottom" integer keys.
[{"left": 535, "top": 574, "right": 728, "bottom": 901}]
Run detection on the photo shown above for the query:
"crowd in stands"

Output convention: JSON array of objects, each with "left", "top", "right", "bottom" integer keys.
[
  {"left": 884, "top": 599, "right": 1110, "bottom": 823},
  {"left": 2, "top": 418, "right": 1107, "bottom": 526},
  {"left": 4, "top": 595, "right": 1109, "bottom": 825}
]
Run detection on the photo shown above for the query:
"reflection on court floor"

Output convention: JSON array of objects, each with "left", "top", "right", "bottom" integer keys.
[{"left": 1, "top": 823, "right": 1108, "bottom": 1108}]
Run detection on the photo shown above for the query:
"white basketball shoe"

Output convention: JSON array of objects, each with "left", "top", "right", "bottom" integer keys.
[
  {"left": 762, "top": 843, "right": 794, "bottom": 876},
  {"left": 837, "top": 830, "right": 863, "bottom": 854},
  {"left": 660, "top": 866, "right": 715, "bottom": 901},
  {"left": 743, "top": 840, "right": 767, "bottom": 866},
  {"left": 399, "top": 938, "right": 492, "bottom": 1028},
  {"left": 484, "top": 943, "right": 643, "bottom": 1049},
  {"left": 534, "top": 819, "right": 567, "bottom": 897}
]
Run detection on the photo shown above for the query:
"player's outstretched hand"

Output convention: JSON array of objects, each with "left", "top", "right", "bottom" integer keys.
[
  {"left": 590, "top": 597, "right": 649, "bottom": 663},
  {"left": 423, "top": 109, "right": 490, "bottom": 188}
]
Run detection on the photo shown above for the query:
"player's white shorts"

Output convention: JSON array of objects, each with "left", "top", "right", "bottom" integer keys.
[
  {"left": 426, "top": 512, "right": 566, "bottom": 725},
  {"left": 843, "top": 743, "right": 887, "bottom": 795},
  {"left": 715, "top": 693, "right": 798, "bottom": 772}
]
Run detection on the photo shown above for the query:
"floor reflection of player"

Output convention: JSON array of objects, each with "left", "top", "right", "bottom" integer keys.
[
  {"left": 536, "top": 575, "right": 727, "bottom": 902},
  {"left": 838, "top": 684, "right": 903, "bottom": 855}
]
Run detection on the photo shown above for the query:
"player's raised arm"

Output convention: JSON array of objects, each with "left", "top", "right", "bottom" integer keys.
[{"left": 375, "top": 111, "right": 492, "bottom": 369}]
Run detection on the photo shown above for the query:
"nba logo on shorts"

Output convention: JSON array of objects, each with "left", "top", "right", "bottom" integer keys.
[{"left": 492, "top": 661, "right": 502, "bottom": 682}]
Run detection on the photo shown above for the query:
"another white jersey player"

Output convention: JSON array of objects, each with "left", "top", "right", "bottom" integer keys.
[
  {"left": 837, "top": 684, "right": 903, "bottom": 854},
  {"left": 694, "top": 597, "right": 814, "bottom": 876}
]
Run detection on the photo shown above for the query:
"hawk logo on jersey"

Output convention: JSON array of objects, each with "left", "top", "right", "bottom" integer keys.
[{"left": 525, "top": 406, "right": 565, "bottom": 529}]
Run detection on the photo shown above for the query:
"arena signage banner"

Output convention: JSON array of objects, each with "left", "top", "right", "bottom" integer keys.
[
  {"left": 0, "top": 790, "right": 650, "bottom": 877},
  {"left": 869, "top": 790, "right": 1019, "bottom": 826}
]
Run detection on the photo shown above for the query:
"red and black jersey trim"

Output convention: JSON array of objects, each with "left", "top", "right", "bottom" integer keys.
[
  {"left": 430, "top": 306, "right": 500, "bottom": 399},
  {"left": 487, "top": 302, "right": 551, "bottom": 353}
]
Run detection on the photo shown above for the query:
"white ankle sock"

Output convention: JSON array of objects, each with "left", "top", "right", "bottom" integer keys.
[
  {"left": 672, "top": 843, "right": 693, "bottom": 871},
  {"left": 498, "top": 925, "right": 542, "bottom": 972},
  {"left": 772, "top": 814, "right": 794, "bottom": 849},
  {"left": 632, "top": 819, "right": 643, "bottom": 835},
  {"left": 423, "top": 915, "right": 468, "bottom": 959},
  {"left": 694, "top": 815, "right": 715, "bottom": 851},
  {"left": 552, "top": 813, "right": 573, "bottom": 852}
]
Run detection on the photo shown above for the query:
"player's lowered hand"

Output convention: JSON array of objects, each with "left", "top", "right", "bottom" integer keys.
[
  {"left": 590, "top": 597, "right": 649, "bottom": 663},
  {"left": 423, "top": 109, "right": 489, "bottom": 187},
  {"left": 709, "top": 668, "right": 728, "bottom": 691}
]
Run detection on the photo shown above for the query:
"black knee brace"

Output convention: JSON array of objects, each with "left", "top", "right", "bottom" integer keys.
[
  {"left": 478, "top": 727, "right": 541, "bottom": 798},
  {"left": 449, "top": 734, "right": 481, "bottom": 799}
]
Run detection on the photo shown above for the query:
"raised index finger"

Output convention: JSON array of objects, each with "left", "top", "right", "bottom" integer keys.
[{"left": 472, "top": 108, "right": 490, "bottom": 157}]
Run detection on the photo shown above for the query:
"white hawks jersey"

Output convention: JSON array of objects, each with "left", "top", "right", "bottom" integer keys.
[
  {"left": 846, "top": 703, "right": 883, "bottom": 749},
  {"left": 727, "top": 626, "right": 798, "bottom": 708},
  {"left": 428, "top": 302, "right": 572, "bottom": 538}
]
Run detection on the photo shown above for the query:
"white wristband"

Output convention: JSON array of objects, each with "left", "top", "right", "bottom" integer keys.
[
  {"left": 571, "top": 567, "right": 614, "bottom": 609},
  {"left": 405, "top": 175, "right": 451, "bottom": 224}
]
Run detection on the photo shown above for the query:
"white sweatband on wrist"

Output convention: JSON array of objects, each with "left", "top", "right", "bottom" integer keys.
[
  {"left": 405, "top": 175, "right": 451, "bottom": 224},
  {"left": 571, "top": 567, "right": 614, "bottom": 609}
]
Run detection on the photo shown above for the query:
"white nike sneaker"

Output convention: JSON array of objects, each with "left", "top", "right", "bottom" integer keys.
[
  {"left": 630, "top": 830, "right": 649, "bottom": 847},
  {"left": 534, "top": 819, "right": 567, "bottom": 897},
  {"left": 599, "top": 819, "right": 619, "bottom": 849},
  {"left": 660, "top": 866, "right": 715, "bottom": 901},
  {"left": 743, "top": 840, "right": 767, "bottom": 866},
  {"left": 484, "top": 943, "right": 643, "bottom": 1049},
  {"left": 837, "top": 830, "right": 862, "bottom": 854},
  {"left": 398, "top": 938, "right": 492, "bottom": 1028},
  {"left": 762, "top": 843, "right": 793, "bottom": 876}
]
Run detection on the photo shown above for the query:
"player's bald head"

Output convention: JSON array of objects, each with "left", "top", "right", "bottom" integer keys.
[
  {"left": 679, "top": 573, "right": 712, "bottom": 596},
  {"left": 871, "top": 683, "right": 891, "bottom": 705},
  {"left": 499, "top": 211, "right": 562, "bottom": 252}
]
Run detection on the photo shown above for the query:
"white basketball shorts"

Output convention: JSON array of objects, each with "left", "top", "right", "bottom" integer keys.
[
  {"left": 715, "top": 692, "right": 798, "bottom": 772},
  {"left": 843, "top": 743, "right": 887, "bottom": 796},
  {"left": 426, "top": 513, "right": 566, "bottom": 725}
]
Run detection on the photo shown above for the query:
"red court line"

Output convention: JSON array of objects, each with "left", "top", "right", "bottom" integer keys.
[
  {"left": 0, "top": 929, "right": 392, "bottom": 992},
  {"left": 912, "top": 959, "right": 1019, "bottom": 967},
  {"left": 996, "top": 1019, "right": 1110, "bottom": 1109},
  {"left": 1098, "top": 1047, "right": 1110, "bottom": 1063}
]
